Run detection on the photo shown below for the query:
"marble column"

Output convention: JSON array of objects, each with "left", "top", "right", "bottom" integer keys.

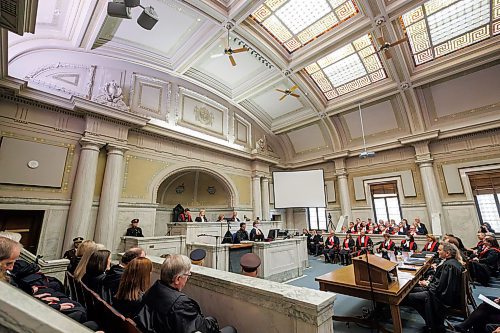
[
  {"left": 335, "top": 158, "right": 352, "bottom": 232},
  {"left": 252, "top": 175, "right": 262, "bottom": 220},
  {"left": 414, "top": 142, "right": 446, "bottom": 235},
  {"left": 94, "top": 145, "right": 126, "bottom": 249},
  {"left": 64, "top": 139, "right": 102, "bottom": 249},
  {"left": 261, "top": 177, "right": 270, "bottom": 221}
]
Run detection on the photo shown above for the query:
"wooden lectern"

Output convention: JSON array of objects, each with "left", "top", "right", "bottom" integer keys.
[{"left": 352, "top": 254, "right": 398, "bottom": 290}]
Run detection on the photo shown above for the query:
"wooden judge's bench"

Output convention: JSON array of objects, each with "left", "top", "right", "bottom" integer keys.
[{"left": 316, "top": 255, "right": 432, "bottom": 333}]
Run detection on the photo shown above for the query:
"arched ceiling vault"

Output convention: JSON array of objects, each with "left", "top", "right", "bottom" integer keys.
[{"left": 3, "top": 0, "right": 500, "bottom": 167}]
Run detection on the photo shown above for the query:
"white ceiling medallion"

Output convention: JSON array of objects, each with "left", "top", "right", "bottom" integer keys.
[{"left": 27, "top": 160, "right": 39, "bottom": 169}]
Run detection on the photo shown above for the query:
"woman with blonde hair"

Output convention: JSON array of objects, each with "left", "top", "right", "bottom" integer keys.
[
  {"left": 67, "top": 240, "right": 93, "bottom": 274},
  {"left": 113, "top": 257, "right": 152, "bottom": 317},
  {"left": 73, "top": 242, "right": 105, "bottom": 281}
]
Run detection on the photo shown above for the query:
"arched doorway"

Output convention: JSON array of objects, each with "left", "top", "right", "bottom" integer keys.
[{"left": 156, "top": 169, "right": 234, "bottom": 222}]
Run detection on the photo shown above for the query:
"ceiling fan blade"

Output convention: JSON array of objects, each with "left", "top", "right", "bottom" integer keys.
[
  {"left": 279, "top": 94, "right": 287, "bottom": 101},
  {"left": 290, "top": 93, "right": 300, "bottom": 98},
  {"left": 390, "top": 36, "right": 409, "bottom": 47},
  {"left": 229, "top": 55, "right": 236, "bottom": 66},
  {"left": 384, "top": 51, "right": 392, "bottom": 60},
  {"left": 289, "top": 85, "right": 299, "bottom": 92},
  {"left": 232, "top": 47, "right": 249, "bottom": 53},
  {"left": 377, "top": 37, "right": 385, "bottom": 47},
  {"left": 275, "top": 89, "right": 287, "bottom": 93}
]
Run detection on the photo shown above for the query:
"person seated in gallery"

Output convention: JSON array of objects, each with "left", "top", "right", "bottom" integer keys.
[
  {"left": 346, "top": 221, "right": 357, "bottom": 234},
  {"left": 249, "top": 221, "right": 264, "bottom": 241},
  {"left": 113, "top": 257, "right": 152, "bottom": 318},
  {"left": 322, "top": 231, "right": 340, "bottom": 263},
  {"left": 339, "top": 233, "right": 355, "bottom": 266},
  {"left": 414, "top": 217, "right": 428, "bottom": 235},
  {"left": 377, "top": 233, "right": 396, "bottom": 260},
  {"left": 216, "top": 214, "right": 225, "bottom": 222},
  {"left": 307, "top": 230, "right": 317, "bottom": 254},
  {"left": 189, "top": 249, "right": 206, "bottom": 266},
  {"left": 401, "top": 234, "right": 418, "bottom": 252},
  {"left": 469, "top": 236, "right": 500, "bottom": 286},
  {"left": 454, "top": 295, "right": 500, "bottom": 333},
  {"left": 126, "top": 219, "right": 144, "bottom": 237},
  {"left": 312, "top": 230, "right": 324, "bottom": 257},
  {"left": 355, "top": 230, "right": 373, "bottom": 256},
  {"left": 101, "top": 247, "right": 145, "bottom": 303},
  {"left": 82, "top": 249, "right": 111, "bottom": 295},
  {"left": 195, "top": 209, "right": 208, "bottom": 222},
  {"left": 134, "top": 254, "right": 237, "bottom": 333},
  {"left": 178, "top": 208, "right": 193, "bottom": 222},
  {"left": 240, "top": 253, "right": 261, "bottom": 278},
  {"left": 234, "top": 222, "right": 249, "bottom": 243},
  {"left": 403, "top": 243, "right": 463, "bottom": 332},
  {"left": 422, "top": 234, "right": 439, "bottom": 253}
]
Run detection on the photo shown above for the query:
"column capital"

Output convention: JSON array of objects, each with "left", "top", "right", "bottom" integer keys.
[
  {"left": 335, "top": 168, "right": 348, "bottom": 178},
  {"left": 412, "top": 141, "right": 433, "bottom": 164},
  {"left": 105, "top": 144, "right": 128, "bottom": 155},
  {"left": 79, "top": 137, "right": 105, "bottom": 150}
]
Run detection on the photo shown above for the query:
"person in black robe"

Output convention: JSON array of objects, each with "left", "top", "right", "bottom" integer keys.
[
  {"left": 454, "top": 296, "right": 500, "bottom": 333},
  {"left": 401, "top": 234, "right": 418, "bottom": 252},
  {"left": 134, "top": 254, "right": 237, "bottom": 333},
  {"left": 249, "top": 221, "right": 264, "bottom": 241},
  {"left": 414, "top": 217, "right": 428, "bottom": 235},
  {"left": 234, "top": 222, "right": 249, "bottom": 243},
  {"left": 125, "top": 219, "right": 144, "bottom": 237},
  {"left": 377, "top": 233, "right": 395, "bottom": 260},
  {"left": 403, "top": 242, "right": 463, "bottom": 332},
  {"left": 469, "top": 236, "right": 500, "bottom": 286},
  {"left": 355, "top": 230, "right": 373, "bottom": 256},
  {"left": 312, "top": 230, "right": 324, "bottom": 256},
  {"left": 322, "top": 231, "right": 340, "bottom": 263},
  {"left": 339, "top": 233, "right": 355, "bottom": 265}
]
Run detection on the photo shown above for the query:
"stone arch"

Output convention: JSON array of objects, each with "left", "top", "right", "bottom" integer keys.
[{"left": 150, "top": 165, "right": 239, "bottom": 208}]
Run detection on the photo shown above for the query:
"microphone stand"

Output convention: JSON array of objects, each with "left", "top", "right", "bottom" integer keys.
[
  {"left": 197, "top": 234, "right": 220, "bottom": 270},
  {"left": 363, "top": 245, "right": 379, "bottom": 333}
]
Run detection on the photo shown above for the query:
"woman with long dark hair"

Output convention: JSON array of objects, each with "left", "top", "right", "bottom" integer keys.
[
  {"left": 82, "top": 249, "right": 111, "bottom": 294},
  {"left": 113, "top": 257, "right": 152, "bottom": 317}
]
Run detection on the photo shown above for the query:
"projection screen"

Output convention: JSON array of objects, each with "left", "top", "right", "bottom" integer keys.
[{"left": 272, "top": 170, "right": 326, "bottom": 208}]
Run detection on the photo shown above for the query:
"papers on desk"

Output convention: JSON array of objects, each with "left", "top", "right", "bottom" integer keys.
[
  {"left": 479, "top": 294, "right": 500, "bottom": 310},
  {"left": 403, "top": 258, "right": 426, "bottom": 266},
  {"left": 398, "top": 265, "right": 417, "bottom": 271}
]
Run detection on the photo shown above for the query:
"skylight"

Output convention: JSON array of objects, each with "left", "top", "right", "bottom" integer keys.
[
  {"left": 251, "top": 0, "right": 359, "bottom": 53},
  {"left": 401, "top": 0, "right": 499, "bottom": 65},
  {"left": 304, "top": 35, "right": 386, "bottom": 100}
]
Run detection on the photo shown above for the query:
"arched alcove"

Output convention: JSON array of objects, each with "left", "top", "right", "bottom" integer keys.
[{"left": 156, "top": 169, "right": 233, "bottom": 212}]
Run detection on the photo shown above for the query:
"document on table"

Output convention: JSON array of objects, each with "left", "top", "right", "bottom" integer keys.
[{"left": 479, "top": 294, "right": 500, "bottom": 310}]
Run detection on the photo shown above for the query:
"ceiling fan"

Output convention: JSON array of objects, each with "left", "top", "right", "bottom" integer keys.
[
  {"left": 370, "top": 32, "right": 408, "bottom": 59},
  {"left": 276, "top": 84, "right": 300, "bottom": 101},
  {"left": 211, "top": 28, "right": 249, "bottom": 66}
]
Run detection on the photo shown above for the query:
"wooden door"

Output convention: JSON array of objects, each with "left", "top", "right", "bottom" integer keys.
[{"left": 0, "top": 210, "right": 44, "bottom": 254}]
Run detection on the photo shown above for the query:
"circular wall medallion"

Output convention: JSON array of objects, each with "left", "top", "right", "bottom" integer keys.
[{"left": 27, "top": 160, "right": 39, "bottom": 169}]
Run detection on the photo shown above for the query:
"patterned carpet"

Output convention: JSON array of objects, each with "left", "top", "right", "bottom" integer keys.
[{"left": 285, "top": 255, "right": 500, "bottom": 333}]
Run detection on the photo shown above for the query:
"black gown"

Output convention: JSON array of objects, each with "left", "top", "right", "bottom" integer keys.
[{"left": 134, "top": 280, "right": 220, "bottom": 333}]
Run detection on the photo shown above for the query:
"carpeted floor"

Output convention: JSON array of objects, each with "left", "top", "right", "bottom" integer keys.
[{"left": 285, "top": 255, "right": 500, "bottom": 333}]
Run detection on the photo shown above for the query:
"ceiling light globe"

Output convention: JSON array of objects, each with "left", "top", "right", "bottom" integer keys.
[
  {"left": 137, "top": 6, "right": 159, "bottom": 30},
  {"left": 107, "top": 2, "right": 132, "bottom": 19}
]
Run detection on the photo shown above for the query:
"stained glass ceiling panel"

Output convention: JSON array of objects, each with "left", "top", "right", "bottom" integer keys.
[
  {"left": 305, "top": 35, "right": 387, "bottom": 100},
  {"left": 251, "top": 0, "right": 359, "bottom": 53},
  {"left": 401, "top": 0, "right": 499, "bottom": 66}
]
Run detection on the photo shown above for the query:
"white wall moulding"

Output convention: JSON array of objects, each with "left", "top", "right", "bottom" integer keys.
[
  {"left": 353, "top": 170, "right": 416, "bottom": 201},
  {"left": 443, "top": 158, "right": 500, "bottom": 194},
  {"left": 0, "top": 137, "right": 68, "bottom": 188},
  {"left": 129, "top": 73, "right": 171, "bottom": 120}
]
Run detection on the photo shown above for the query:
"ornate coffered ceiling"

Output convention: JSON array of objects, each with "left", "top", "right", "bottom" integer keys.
[{"left": 2, "top": 0, "right": 500, "bottom": 167}]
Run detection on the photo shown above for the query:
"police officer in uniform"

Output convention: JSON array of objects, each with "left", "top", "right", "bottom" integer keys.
[
  {"left": 240, "top": 253, "right": 261, "bottom": 277},
  {"left": 126, "top": 219, "right": 144, "bottom": 237},
  {"left": 63, "top": 237, "right": 83, "bottom": 265},
  {"left": 189, "top": 249, "right": 206, "bottom": 266}
]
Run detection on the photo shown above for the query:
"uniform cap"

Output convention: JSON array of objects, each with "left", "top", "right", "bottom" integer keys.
[
  {"left": 73, "top": 237, "right": 84, "bottom": 242},
  {"left": 131, "top": 219, "right": 139, "bottom": 223},
  {"left": 190, "top": 248, "right": 206, "bottom": 262},
  {"left": 240, "top": 253, "right": 261, "bottom": 272}
]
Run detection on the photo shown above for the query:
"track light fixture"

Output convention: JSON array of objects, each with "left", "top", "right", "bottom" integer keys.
[{"left": 107, "top": 1, "right": 159, "bottom": 30}]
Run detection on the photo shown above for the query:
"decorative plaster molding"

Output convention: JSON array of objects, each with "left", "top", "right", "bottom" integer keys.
[
  {"left": 92, "top": 80, "right": 129, "bottom": 111},
  {"left": 353, "top": 170, "right": 416, "bottom": 201},
  {"left": 25, "top": 63, "right": 96, "bottom": 99}
]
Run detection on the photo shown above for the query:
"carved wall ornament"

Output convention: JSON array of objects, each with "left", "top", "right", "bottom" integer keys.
[
  {"left": 194, "top": 105, "right": 214, "bottom": 126},
  {"left": 92, "top": 80, "right": 130, "bottom": 111},
  {"left": 257, "top": 135, "right": 267, "bottom": 153},
  {"left": 207, "top": 186, "right": 216, "bottom": 195}
]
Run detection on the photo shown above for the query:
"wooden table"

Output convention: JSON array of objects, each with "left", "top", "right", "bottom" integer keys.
[{"left": 316, "top": 259, "right": 430, "bottom": 333}]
